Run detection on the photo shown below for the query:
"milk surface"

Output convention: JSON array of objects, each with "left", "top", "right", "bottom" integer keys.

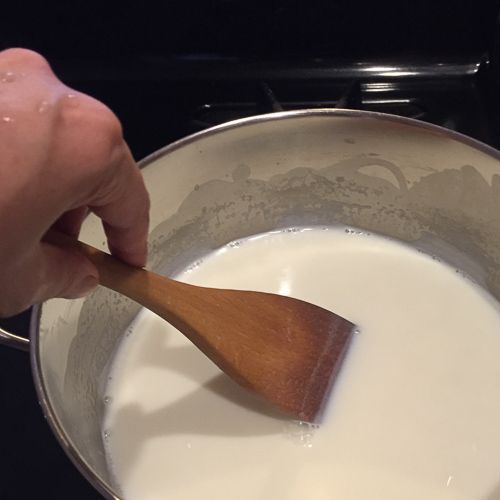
[{"left": 103, "top": 227, "right": 500, "bottom": 500}]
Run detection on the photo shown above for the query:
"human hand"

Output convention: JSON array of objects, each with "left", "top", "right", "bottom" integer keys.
[{"left": 0, "top": 48, "right": 150, "bottom": 316}]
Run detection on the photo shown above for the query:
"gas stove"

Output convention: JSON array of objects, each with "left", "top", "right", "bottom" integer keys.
[
  {"left": 50, "top": 52, "right": 500, "bottom": 159},
  {"left": 1, "top": 4, "right": 500, "bottom": 498}
]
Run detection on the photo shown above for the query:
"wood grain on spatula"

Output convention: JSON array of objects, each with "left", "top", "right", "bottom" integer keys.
[{"left": 50, "top": 233, "right": 356, "bottom": 423}]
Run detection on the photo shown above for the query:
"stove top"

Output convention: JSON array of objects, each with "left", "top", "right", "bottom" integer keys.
[
  {"left": 1, "top": 50, "right": 500, "bottom": 498},
  {"left": 49, "top": 53, "right": 500, "bottom": 158}
]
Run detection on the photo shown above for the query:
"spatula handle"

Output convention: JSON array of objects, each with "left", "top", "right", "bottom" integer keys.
[
  {"left": 45, "top": 231, "right": 164, "bottom": 305},
  {"left": 73, "top": 239, "right": 145, "bottom": 289},
  {"left": 46, "top": 231, "right": 203, "bottom": 339}
]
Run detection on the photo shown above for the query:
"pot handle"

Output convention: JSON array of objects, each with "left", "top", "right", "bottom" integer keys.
[{"left": 0, "top": 326, "right": 30, "bottom": 351}]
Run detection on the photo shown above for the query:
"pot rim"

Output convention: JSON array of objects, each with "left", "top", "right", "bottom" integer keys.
[
  {"left": 29, "top": 107, "right": 500, "bottom": 499},
  {"left": 140, "top": 107, "right": 500, "bottom": 169}
]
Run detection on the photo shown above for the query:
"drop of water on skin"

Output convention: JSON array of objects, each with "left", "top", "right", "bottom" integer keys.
[
  {"left": 38, "top": 100, "right": 50, "bottom": 114},
  {"left": 2, "top": 116, "right": 14, "bottom": 123},
  {"left": 0, "top": 71, "right": 15, "bottom": 83},
  {"left": 65, "top": 93, "right": 79, "bottom": 107},
  {"left": 103, "top": 429, "right": 111, "bottom": 442},
  {"left": 104, "top": 396, "right": 112, "bottom": 404}
]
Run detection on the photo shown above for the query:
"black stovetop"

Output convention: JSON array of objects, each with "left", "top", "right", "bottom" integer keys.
[{"left": 2, "top": 51, "right": 500, "bottom": 499}]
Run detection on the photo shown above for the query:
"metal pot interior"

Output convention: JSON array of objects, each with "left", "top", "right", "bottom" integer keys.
[{"left": 32, "top": 110, "right": 500, "bottom": 497}]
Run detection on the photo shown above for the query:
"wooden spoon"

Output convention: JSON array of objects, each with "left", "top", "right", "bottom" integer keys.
[{"left": 52, "top": 234, "right": 355, "bottom": 423}]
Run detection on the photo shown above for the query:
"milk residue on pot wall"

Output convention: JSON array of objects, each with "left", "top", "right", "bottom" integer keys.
[{"left": 149, "top": 156, "right": 500, "bottom": 297}]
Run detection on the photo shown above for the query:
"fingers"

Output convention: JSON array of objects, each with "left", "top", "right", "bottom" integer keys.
[
  {"left": 54, "top": 207, "right": 89, "bottom": 236},
  {"left": 50, "top": 97, "right": 150, "bottom": 268},
  {"left": 0, "top": 242, "right": 99, "bottom": 317},
  {"left": 90, "top": 144, "right": 150, "bottom": 267},
  {"left": 52, "top": 146, "right": 149, "bottom": 268},
  {"left": 35, "top": 242, "right": 99, "bottom": 301}
]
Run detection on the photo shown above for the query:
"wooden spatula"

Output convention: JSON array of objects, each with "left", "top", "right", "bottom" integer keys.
[{"left": 54, "top": 235, "right": 355, "bottom": 423}]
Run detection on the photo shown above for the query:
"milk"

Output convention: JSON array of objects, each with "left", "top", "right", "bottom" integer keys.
[{"left": 103, "top": 227, "right": 500, "bottom": 500}]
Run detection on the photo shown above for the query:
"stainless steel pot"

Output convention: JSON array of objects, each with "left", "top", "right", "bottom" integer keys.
[{"left": 2, "top": 109, "right": 500, "bottom": 498}]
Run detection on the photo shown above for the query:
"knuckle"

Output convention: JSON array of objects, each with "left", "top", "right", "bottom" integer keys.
[
  {"left": 63, "top": 99, "right": 124, "bottom": 149},
  {"left": 98, "top": 110, "right": 124, "bottom": 148},
  {"left": 1, "top": 47, "right": 50, "bottom": 70},
  {"left": 58, "top": 99, "right": 126, "bottom": 176}
]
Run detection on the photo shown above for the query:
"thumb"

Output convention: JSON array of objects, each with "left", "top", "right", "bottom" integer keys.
[{"left": 32, "top": 241, "right": 99, "bottom": 303}]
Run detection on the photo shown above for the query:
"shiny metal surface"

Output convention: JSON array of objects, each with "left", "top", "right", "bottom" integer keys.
[
  {"left": 0, "top": 326, "right": 30, "bottom": 351},
  {"left": 29, "top": 304, "right": 119, "bottom": 500},
  {"left": 342, "top": 59, "right": 483, "bottom": 78},
  {"left": 26, "top": 109, "right": 500, "bottom": 498},
  {"left": 53, "top": 55, "right": 484, "bottom": 81}
]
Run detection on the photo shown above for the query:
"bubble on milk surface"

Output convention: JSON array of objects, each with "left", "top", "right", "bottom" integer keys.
[
  {"left": 186, "top": 259, "right": 204, "bottom": 272},
  {"left": 283, "top": 420, "right": 320, "bottom": 448},
  {"left": 345, "top": 227, "right": 370, "bottom": 236}
]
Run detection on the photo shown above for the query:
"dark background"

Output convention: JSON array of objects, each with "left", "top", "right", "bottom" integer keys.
[
  {"left": 1, "top": 1, "right": 499, "bottom": 59},
  {"left": 1, "top": 1, "right": 500, "bottom": 498}
]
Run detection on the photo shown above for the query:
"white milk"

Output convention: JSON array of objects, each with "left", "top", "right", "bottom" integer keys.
[{"left": 103, "top": 227, "right": 500, "bottom": 500}]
